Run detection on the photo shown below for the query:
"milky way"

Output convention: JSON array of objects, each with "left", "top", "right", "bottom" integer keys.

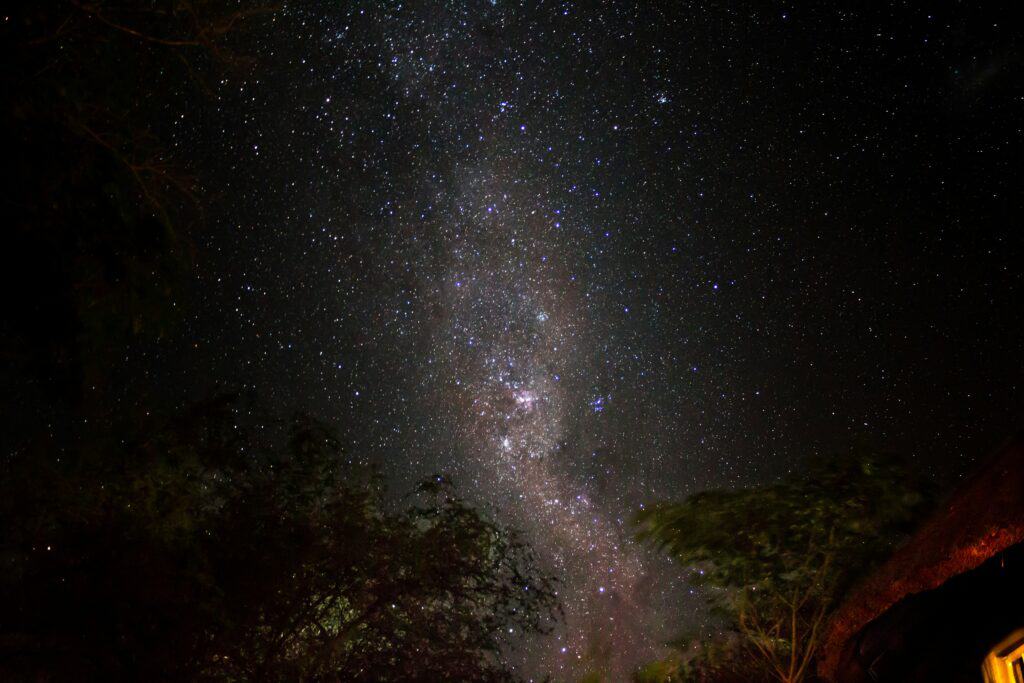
[
  {"left": 168, "top": 2, "right": 1023, "bottom": 679},
  {"left": 424, "top": 159, "right": 687, "bottom": 677}
]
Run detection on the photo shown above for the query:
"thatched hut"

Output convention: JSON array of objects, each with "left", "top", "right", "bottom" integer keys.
[{"left": 818, "top": 434, "right": 1024, "bottom": 682}]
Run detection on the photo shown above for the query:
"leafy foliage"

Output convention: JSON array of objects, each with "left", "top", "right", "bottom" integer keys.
[
  {"left": 0, "top": 397, "right": 559, "bottom": 682},
  {"left": 635, "top": 453, "right": 931, "bottom": 682},
  {"left": 632, "top": 634, "right": 753, "bottom": 683}
]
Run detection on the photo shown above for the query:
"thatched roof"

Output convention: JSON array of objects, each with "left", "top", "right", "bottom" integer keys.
[{"left": 818, "top": 433, "right": 1024, "bottom": 680}]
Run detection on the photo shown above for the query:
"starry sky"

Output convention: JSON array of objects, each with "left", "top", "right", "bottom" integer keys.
[{"left": 148, "top": 1, "right": 1022, "bottom": 679}]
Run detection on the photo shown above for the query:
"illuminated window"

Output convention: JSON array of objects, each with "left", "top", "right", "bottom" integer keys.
[{"left": 983, "top": 629, "right": 1024, "bottom": 683}]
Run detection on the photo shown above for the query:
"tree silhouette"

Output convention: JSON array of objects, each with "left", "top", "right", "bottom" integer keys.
[
  {"left": 0, "top": 396, "right": 559, "bottom": 681},
  {"left": 635, "top": 453, "right": 931, "bottom": 683}
]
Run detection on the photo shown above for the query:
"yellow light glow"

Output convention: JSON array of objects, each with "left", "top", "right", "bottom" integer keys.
[{"left": 982, "top": 628, "right": 1024, "bottom": 683}]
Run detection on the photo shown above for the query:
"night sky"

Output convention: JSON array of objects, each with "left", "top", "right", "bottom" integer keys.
[{"left": 145, "top": 2, "right": 1021, "bottom": 679}]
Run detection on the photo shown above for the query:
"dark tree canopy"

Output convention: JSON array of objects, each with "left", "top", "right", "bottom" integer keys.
[
  {"left": 0, "top": 397, "right": 559, "bottom": 682},
  {"left": 634, "top": 453, "right": 932, "bottom": 683}
]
